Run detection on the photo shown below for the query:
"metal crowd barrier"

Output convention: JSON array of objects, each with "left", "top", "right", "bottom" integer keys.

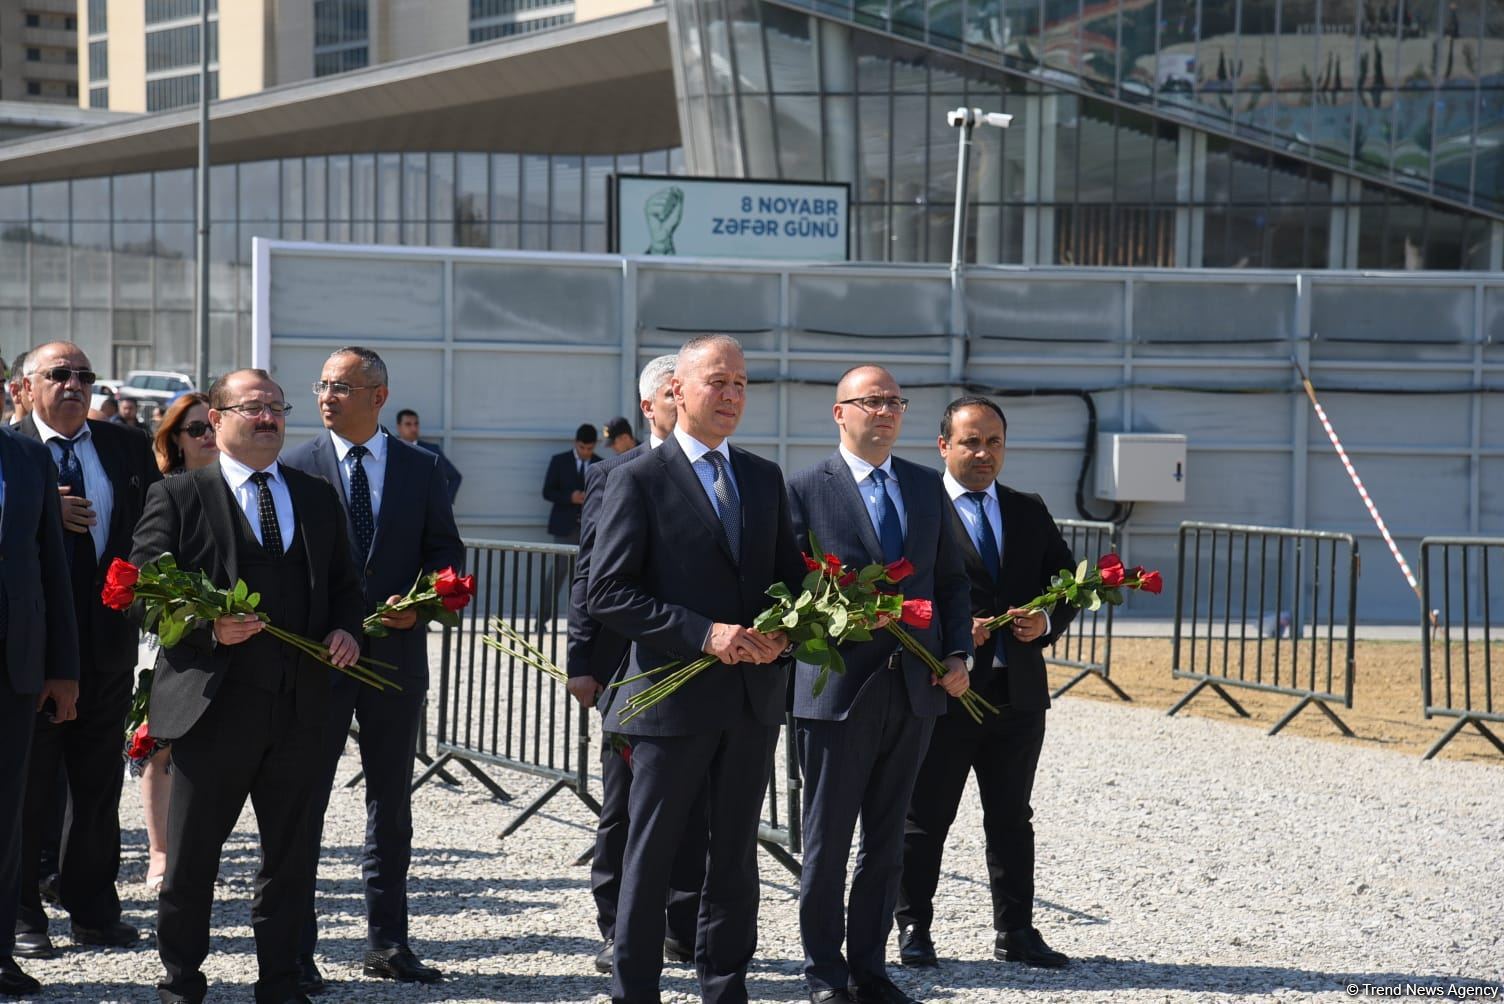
[
  {"left": 417, "top": 540, "right": 600, "bottom": 835},
  {"left": 1048, "top": 517, "right": 1127, "bottom": 701},
  {"left": 1419, "top": 537, "right": 1504, "bottom": 760},
  {"left": 1169, "top": 521, "right": 1359, "bottom": 736}
]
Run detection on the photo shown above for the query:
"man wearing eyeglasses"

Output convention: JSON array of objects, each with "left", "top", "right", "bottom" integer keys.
[
  {"left": 131, "top": 368, "right": 365, "bottom": 1004},
  {"left": 784, "top": 366, "right": 973, "bottom": 1004},
  {"left": 13, "top": 342, "right": 162, "bottom": 960},
  {"left": 282, "top": 348, "right": 463, "bottom": 993}
]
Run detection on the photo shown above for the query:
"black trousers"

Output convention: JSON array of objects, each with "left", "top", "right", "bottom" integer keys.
[
  {"left": 0, "top": 680, "right": 37, "bottom": 957},
  {"left": 611, "top": 714, "right": 777, "bottom": 1004},
  {"left": 896, "top": 704, "right": 1047, "bottom": 936},
  {"left": 17, "top": 664, "right": 131, "bottom": 933},
  {"left": 796, "top": 670, "right": 934, "bottom": 994},
  {"left": 300, "top": 671, "right": 425, "bottom": 957},
  {"left": 157, "top": 680, "right": 322, "bottom": 1004},
  {"left": 591, "top": 735, "right": 706, "bottom": 946}
]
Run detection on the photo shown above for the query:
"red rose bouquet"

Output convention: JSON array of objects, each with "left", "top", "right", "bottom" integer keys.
[
  {"left": 363, "top": 566, "right": 476, "bottom": 637},
  {"left": 121, "top": 667, "right": 166, "bottom": 775},
  {"left": 980, "top": 553, "right": 1164, "bottom": 635},
  {"left": 102, "top": 554, "right": 401, "bottom": 691}
]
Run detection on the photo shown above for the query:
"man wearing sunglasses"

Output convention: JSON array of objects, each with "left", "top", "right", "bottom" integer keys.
[
  {"left": 131, "top": 368, "right": 365, "bottom": 1004},
  {"left": 13, "top": 342, "right": 162, "bottom": 961}
]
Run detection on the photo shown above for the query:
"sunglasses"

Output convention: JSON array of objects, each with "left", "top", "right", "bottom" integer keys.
[
  {"left": 180, "top": 421, "right": 213, "bottom": 438},
  {"left": 42, "top": 366, "right": 97, "bottom": 386}
]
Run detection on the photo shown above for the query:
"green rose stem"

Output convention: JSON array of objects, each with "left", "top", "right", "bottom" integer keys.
[
  {"left": 882, "top": 622, "right": 997, "bottom": 724},
  {"left": 483, "top": 618, "right": 568, "bottom": 684}
]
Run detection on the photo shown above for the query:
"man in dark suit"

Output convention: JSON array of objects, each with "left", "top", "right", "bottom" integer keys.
[
  {"left": 895, "top": 396, "right": 1075, "bottom": 970},
  {"left": 394, "top": 409, "right": 462, "bottom": 504},
  {"left": 14, "top": 341, "right": 162, "bottom": 958},
  {"left": 130, "top": 368, "right": 365, "bottom": 1004},
  {"left": 541, "top": 423, "right": 601, "bottom": 626},
  {"left": 566, "top": 354, "right": 705, "bottom": 975},
  {"left": 0, "top": 427, "right": 81, "bottom": 998},
  {"left": 785, "top": 366, "right": 973, "bottom": 1004},
  {"left": 587, "top": 335, "right": 805, "bottom": 1004},
  {"left": 283, "top": 347, "right": 463, "bottom": 992}
]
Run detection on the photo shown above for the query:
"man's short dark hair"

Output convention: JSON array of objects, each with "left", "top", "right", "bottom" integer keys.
[
  {"left": 396, "top": 408, "right": 418, "bottom": 424},
  {"left": 603, "top": 416, "right": 633, "bottom": 441},
  {"left": 575, "top": 423, "right": 599, "bottom": 444},
  {"left": 940, "top": 396, "right": 1008, "bottom": 440},
  {"left": 118, "top": 394, "right": 137, "bottom": 404},
  {"left": 331, "top": 345, "right": 388, "bottom": 387},
  {"left": 208, "top": 368, "right": 277, "bottom": 409}
]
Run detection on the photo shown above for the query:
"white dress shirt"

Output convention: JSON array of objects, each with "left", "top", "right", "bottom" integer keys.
[
  {"left": 839, "top": 443, "right": 907, "bottom": 539},
  {"left": 942, "top": 470, "right": 1049, "bottom": 653},
  {"left": 34, "top": 413, "right": 113, "bottom": 562},
  {"left": 649, "top": 433, "right": 664, "bottom": 449},
  {"left": 219, "top": 453, "right": 294, "bottom": 552},
  {"left": 673, "top": 425, "right": 740, "bottom": 517},
  {"left": 328, "top": 428, "right": 387, "bottom": 525}
]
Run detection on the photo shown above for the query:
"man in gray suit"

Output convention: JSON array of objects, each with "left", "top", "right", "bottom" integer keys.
[
  {"left": 785, "top": 365, "right": 973, "bottom": 1004},
  {"left": 0, "top": 427, "right": 80, "bottom": 997}
]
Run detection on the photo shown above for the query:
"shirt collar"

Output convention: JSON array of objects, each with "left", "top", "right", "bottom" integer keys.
[
  {"left": 839, "top": 443, "right": 895, "bottom": 484},
  {"left": 32, "top": 413, "right": 90, "bottom": 446},
  {"left": 943, "top": 469, "right": 996, "bottom": 504},
  {"left": 674, "top": 424, "right": 732, "bottom": 466},
  {"left": 649, "top": 434, "right": 664, "bottom": 449},
  {"left": 329, "top": 427, "right": 386, "bottom": 463},
  {"left": 220, "top": 452, "right": 283, "bottom": 490}
]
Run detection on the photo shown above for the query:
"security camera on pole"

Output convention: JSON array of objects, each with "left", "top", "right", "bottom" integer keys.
[{"left": 945, "top": 107, "right": 1013, "bottom": 389}]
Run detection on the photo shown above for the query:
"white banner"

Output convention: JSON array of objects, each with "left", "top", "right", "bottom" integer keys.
[{"left": 612, "top": 175, "right": 849, "bottom": 261}]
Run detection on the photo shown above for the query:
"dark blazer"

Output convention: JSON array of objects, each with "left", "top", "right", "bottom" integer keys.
[
  {"left": 129, "top": 462, "right": 365, "bottom": 740},
  {"left": 786, "top": 453, "right": 973, "bottom": 721},
  {"left": 566, "top": 442, "right": 648, "bottom": 700},
  {"left": 945, "top": 482, "right": 1076, "bottom": 713},
  {"left": 414, "top": 439, "right": 463, "bottom": 504},
  {"left": 542, "top": 448, "right": 600, "bottom": 537},
  {"left": 281, "top": 431, "right": 465, "bottom": 686},
  {"left": 17, "top": 415, "right": 162, "bottom": 673},
  {"left": 0, "top": 428, "right": 80, "bottom": 694},
  {"left": 586, "top": 436, "right": 806, "bottom": 737}
]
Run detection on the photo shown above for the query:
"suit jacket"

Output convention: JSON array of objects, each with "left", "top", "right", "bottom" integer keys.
[
  {"left": 18, "top": 415, "right": 162, "bottom": 674},
  {"left": 0, "top": 428, "right": 80, "bottom": 694},
  {"left": 566, "top": 442, "right": 648, "bottom": 714},
  {"left": 414, "top": 439, "right": 463, "bottom": 504},
  {"left": 129, "top": 463, "right": 365, "bottom": 739},
  {"left": 786, "top": 453, "right": 973, "bottom": 721},
  {"left": 542, "top": 448, "right": 600, "bottom": 537},
  {"left": 585, "top": 436, "right": 806, "bottom": 737},
  {"left": 281, "top": 431, "right": 465, "bottom": 687},
  {"left": 945, "top": 482, "right": 1076, "bottom": 713}
]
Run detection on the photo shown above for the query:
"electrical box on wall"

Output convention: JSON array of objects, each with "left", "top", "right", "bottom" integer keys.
[{"left": 1095, "top": 433, "right": 1187, "bottom": 502}]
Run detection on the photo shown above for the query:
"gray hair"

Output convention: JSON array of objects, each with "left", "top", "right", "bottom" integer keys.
[
  {"left": 331, "top": 345, "right": 388, "bottom": 387},
  {"left": 637, "top": 354, "right": 678, "bottom": 401}
]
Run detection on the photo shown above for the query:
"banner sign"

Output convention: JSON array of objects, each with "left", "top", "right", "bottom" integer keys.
[{"left": 610, "top": 174, "right": 850, "bottom": 261}]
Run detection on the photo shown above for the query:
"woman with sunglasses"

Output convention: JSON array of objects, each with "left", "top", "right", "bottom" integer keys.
[{"left": 132, "top": 393, "right": 217, "bottom": 893}]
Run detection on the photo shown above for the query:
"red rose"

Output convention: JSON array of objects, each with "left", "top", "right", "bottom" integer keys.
[
  {"left": 105, "top": 558, "right": 140, "bottom": 589},
  {"left": 884, "top": 558, "right": 915, "bottom": 583},
  {"left": 899, "top": 598, "right": 933, "bottom": 629},
  {"left": 823, "top": 554, "right": 844, "bottom": 576},
  {"left": 1138, "top": 570, "right": 1164, "bottom": 595},
  {"left": 458, "top": 573, "right": 476, "bottom": 597},
  {"left": 433, "top": 567, "right": 463, "bottom": 597},
  {"left": 101, "top": 581, "right": 136, "bottom": 611},
  {"left": 803, "top": 554, "right": 821, "bottom": 572},
  {"left": 126, "top": 722, "right": 154, "bottom": 761},
  {"left": 441, "top": 593, "right": 470, "bottom": 612},
  {"left": 838, "top": 571, "right": 857, "bottom": 587},
  {"left": 1098, "top": 553, "right": 1126, "bottom": 587}
]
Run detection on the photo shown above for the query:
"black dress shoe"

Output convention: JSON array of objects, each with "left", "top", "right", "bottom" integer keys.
[
  {"left": 72, "top": 919, "right": 139, "bottom": 948},
  {"left": 809, "top": 990, "right": 854, "bottom": 1003},
  {"left": 12, "top": 932, "right": 53, "bottom": 960},
  {"left": 850, "top": 977, "right": 921, "bottom": 1004},
  {"left": 593, "top": 939, "right": 613, "bottom": 974},
  {"left": 297, "top": 955, "right": 326, "bottom": 996},
  {"left": 662, "top": 936, "right": 693, "bottom": 964},
  {"left": 0, "top": 957, "right": 41, "bottom": 998},
  {"left": 996, "top": 927, "right": 1069, "bottom": 968},
  {"left": 363, "top": 948, "right": 442, "bottom": 984},
  {"left": 897, "top": 925, "right": 937, "bottom": 968}
]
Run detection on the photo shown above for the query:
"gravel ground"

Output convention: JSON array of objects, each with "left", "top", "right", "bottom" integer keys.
[{"left": 16, "top": 676, "right": 1503, "bottom": 1003}]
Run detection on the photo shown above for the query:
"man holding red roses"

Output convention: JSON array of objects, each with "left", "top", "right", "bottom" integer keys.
[
  {"left": 784, "top": 365, "right": 973, "bottom": 1004},
  {"left": 282, "top": 346, "right": 463, "bottom": 992}
]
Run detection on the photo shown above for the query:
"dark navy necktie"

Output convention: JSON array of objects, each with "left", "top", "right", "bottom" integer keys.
[
  {"left": 870, "top": 467, "right": 904, "bottom": 564},
  {"left": 965, "top": 490, "right": 1001, "bottom": 582},
  {"left": 348, "top": 444, "right": 375, "bottom": 559},
  {"left": 704, "top": 451, "right": 741, "bottom": 559},
  {"left": 51, "top": 435, "right": 87, "bottom": 565},
  {"left": 250, "top": 472, "right": 284, "bottom": 553}
]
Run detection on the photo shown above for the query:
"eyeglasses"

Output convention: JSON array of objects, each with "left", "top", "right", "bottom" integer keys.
[
  {"left": 42, "top": 367, "right": 97, "bottom": 386},
  {"left": 219, "top": 401, "right": 292, "bottom": 419},
  {"left": 312, "top": 380, "right": 381, "bottom": 398},
  {"left": 839, "top": 395, "right": 909, "bottom": 414},
  {"left": 180, "top": 421, "right": 214, "bottom": 438}
]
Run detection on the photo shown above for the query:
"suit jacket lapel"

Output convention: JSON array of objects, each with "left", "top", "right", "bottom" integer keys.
[
  {"left": 367, "top": 431, "right": 401, "bottom": 558},
  {"left": 193, "top": 466, "right": 240, "bottom": 586},
  {"left": 310, "top": 433, "right": 357, "bottom": 552},
  {"left": 891, "top": 456, "right": 929, "bottom": 555},
  {"left": 660, "top": 438, "right": 736, "bottom": 565},
  {"left": 826, "top": 454, "right": 884, "bottom": 564},
  {"left": 88, "top": 421, "right": 131, "bottom": 551},
  {"left": 945, "top": 491, "right": 989, "bottom": 581},
  {"left": 282, "top": 466, "right": 318, "bottom": 589}
]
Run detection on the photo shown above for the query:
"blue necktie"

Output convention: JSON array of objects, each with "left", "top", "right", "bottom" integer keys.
[
  {"left": 348, "top": 444, "right": 375, "bottom": 559},
  {"left": 966, "top": 491, "right": 1001, "bottom": 583},
  {"left": 704, "top": 451, "right": 741, "bottom": 560},
  {"left": 870, "top": 467, "right": 904, "bottom": 564},
  {"left": 51, "top": 435, "right": 87, "bottom": 566}
]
